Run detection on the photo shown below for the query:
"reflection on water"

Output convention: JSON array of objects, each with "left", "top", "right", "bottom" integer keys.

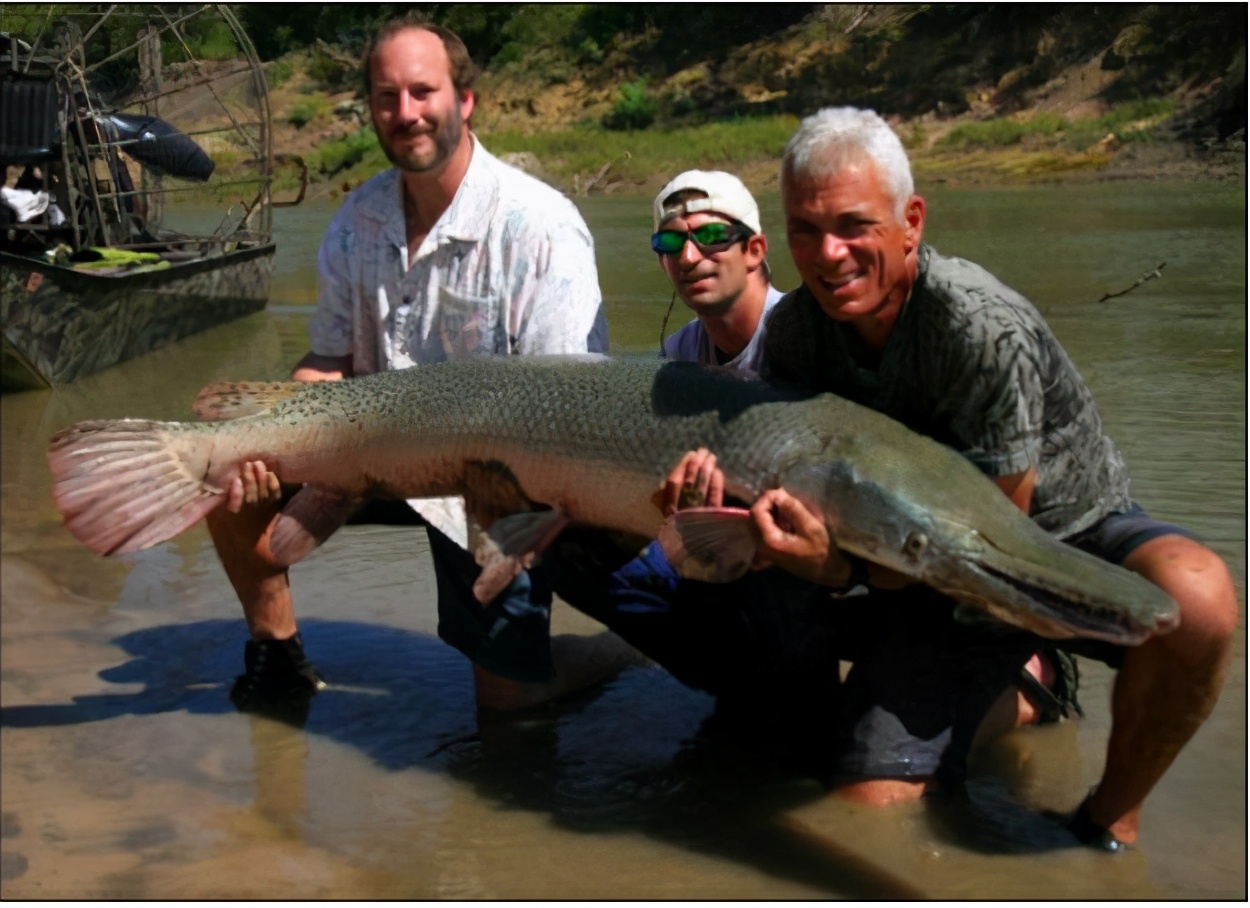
[{"left": 1, "top": 183, "right": 1244, "bottom": 899}]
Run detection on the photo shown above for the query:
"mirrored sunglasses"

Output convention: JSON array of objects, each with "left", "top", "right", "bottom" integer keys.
[{"left": 651, "top": 221, "right": 752, "bottom": 256}]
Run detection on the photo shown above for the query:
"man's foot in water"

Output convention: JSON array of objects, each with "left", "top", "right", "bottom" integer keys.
[{"left": 230, "top": 632, "right": 326, "bottom": 725}]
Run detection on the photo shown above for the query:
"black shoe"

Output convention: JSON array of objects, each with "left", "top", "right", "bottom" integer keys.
[
  {"left": 1062, "top": 798, "right": 1134, "bottom": 853},
  {"left": 230, "top": 633, "right": 326, "bottom": 724}
]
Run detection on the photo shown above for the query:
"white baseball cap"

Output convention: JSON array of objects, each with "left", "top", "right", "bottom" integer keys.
[{"left": 652, "top": 170, "right": 762, "bottom": 234}]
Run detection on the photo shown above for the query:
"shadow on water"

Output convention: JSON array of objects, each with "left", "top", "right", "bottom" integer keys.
[{"left": 0, "top": 614, "right": 1106, "bottom": 898}]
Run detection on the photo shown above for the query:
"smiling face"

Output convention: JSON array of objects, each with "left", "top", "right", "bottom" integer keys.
[
  {"left": 782, "top": 158, "right": 925, "bottom": 327},
  {"left": 368, "top": 27, "right": 474, "bottom": 174},
  {"left": 657, "top": 210, "right": 767, "bottom": 316}
]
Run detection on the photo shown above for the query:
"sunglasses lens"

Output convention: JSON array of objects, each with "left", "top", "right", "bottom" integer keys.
[
  {"left": 690, "top": 223, "right": 733, "bottom": 245},
  {"left": 651, "top": 231, "right": 686, "bottom": 254},
  {"left": 652, "top": 223, "right": 747, "bottom": 255}
]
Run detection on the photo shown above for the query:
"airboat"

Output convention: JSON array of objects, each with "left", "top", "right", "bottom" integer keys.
[{"left": 1, "top": 4, "right": 301, "bottom": 391}]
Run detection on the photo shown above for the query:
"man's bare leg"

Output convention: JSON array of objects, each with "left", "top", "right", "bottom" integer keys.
[
  {"left": 1079, "top": 536, "right": 1238, "bottom": 845},
  {"left": 206, "top": 482, "right": 298, "bottom": 641},
  {"left": 206, "top": 482, "right": 323, "bottom": 713}
]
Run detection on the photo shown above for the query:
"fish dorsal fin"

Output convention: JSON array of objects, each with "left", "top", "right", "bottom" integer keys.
[
  {"left": 658, "top": 506, "right": 756, "bottom": 582},
  {"left": 193, "top": 381, "right": 303, "bottom": 421}
]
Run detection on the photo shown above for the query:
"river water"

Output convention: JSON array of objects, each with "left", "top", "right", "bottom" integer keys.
[{"left": 1, "top": 182, "right": 1244, "bottom": 899}]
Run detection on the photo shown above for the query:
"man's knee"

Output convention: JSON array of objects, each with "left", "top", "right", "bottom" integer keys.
[
  {"left": 1123, "top": 536, "right": 1240, "bottom": 647},
  {"left": 834, "top": 777, "right": 931, "bottom": 807}
]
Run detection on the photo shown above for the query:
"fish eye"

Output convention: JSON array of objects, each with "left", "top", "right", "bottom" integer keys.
[{"left": 904, "top": 532, "right": 928, "bottom": 556}]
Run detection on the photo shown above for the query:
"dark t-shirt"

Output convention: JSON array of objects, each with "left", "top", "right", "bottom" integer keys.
[{"left": 761, "top": 244, "right": 1132, "bottom": 538}]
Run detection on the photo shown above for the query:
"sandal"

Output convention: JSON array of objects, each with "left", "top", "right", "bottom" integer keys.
[{"left": 1017, "top": 647, "right": 1083, "bottom": 724}]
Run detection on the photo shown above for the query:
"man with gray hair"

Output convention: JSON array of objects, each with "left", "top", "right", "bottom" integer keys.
[{"left": 746, "top": 105, "right": 1237, "bottom": 850}]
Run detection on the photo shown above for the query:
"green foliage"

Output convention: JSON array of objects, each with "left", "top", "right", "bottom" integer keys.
[
  {"left": 288, "top": 98, "right": 322, "bottom": 129},
  {"left": 308, "top": 128, "right": 382, "bottom": 177},
  {"left": 266, "top": 56, "right": 296, "bottom": 90},
  {"left": 576, "top": 38, "right": 603, "bottom": 66},
  {"left": 183, "top": 19, "right": 239, "bottom": 61},
  {"left": 603, "top": 81, "right": 657, "bottom": 131},
  {"left": 307, "top": 45, "right": 354, "bottom": 91}
]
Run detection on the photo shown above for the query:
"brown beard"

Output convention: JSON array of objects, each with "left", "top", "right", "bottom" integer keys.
[{"left": 376, "top": 102, "right": 464, "bottom": 173}]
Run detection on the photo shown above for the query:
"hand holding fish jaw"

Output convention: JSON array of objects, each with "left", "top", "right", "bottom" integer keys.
[{"left": 225, "top": 461, "right": 282, "bottom": 514}]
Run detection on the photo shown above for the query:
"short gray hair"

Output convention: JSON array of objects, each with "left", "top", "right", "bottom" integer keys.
[{"left": 781, "top": 107, "right": 914, "bottom": 222}]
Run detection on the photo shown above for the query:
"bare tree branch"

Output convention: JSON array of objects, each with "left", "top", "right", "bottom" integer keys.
[{"left": 1098, "top": 262, "right": 1167, "bottom": 302}]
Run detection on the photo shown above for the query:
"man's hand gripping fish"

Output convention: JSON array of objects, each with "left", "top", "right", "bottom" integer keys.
[{"left": 47, "top": 356, "right": 1178, "bottom": 645}]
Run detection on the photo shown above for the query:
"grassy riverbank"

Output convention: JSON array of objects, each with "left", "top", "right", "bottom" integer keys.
[
  {"left": 272, "top": 100, "right": 1243, "bottom": 207},
  {"left": 254, "top": 3, "right": 1245, "bottom": 201}
]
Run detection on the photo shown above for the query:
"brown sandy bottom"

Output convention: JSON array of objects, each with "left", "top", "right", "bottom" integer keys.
[{"left": 1, "top": 525, "right": 1243, "bottom": 900}]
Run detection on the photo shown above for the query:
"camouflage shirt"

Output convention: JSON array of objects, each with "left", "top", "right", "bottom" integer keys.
[{"left": 761, "top": 244, "right": 1132, "bottom": 538}]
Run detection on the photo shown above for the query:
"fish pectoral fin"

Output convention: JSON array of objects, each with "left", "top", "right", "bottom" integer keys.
[
  {"left": 192, "top": 381, "right": 303, "bottom": 421},
  {"left": 471, "top": 510, "right": 571, "bottom": 603},
  {"left": 268, "top": 487, "right": 365, "bottom": 566},
  {"left": 658, "top": 507, "right": 756, "bottom": 583}
]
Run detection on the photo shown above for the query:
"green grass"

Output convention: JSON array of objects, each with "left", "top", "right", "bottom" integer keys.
[
  {"left": 481, "top": 115, "right": 799, "bottom": 184},
  {"left": 1059, "top": 98, "right": 1176, "bottom": 149},
  {"left": 938, "top": 100, "right": 1177, "bottom": 154},
  {"left": 938, "top": 112, "right": 1067, "bottom": 149},
  {"left": 287, "top": 97, "right": 324, "bottom": 129}
]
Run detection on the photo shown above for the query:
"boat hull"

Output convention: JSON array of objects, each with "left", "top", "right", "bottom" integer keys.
[{"left": 2, "top": 244, "right": 274, "bottom": 391}]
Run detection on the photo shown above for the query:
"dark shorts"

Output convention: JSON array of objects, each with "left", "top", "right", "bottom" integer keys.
[
  {"left": 347, "top": 499, "right": 558, "bottom": 683},
  {"left": 544, "top": 536, "right": 1037, "bottom": 783},
  {"left": 348, "top": 499, "right": 1197, "bottom": 780},
  {"left": 541, "top": 502, "right": 1198, "bottom": 785}
]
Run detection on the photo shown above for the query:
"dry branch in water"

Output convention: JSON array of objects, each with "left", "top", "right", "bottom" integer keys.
[{"left": 1098, "top": 262, "right": 1167, "bottom": 302}]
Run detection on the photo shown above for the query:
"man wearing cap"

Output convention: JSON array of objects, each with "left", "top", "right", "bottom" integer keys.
[
  {"left": 651, "top": 170, "right": 785, "bottom": 376},
  {"left": 533, "top": 173, "right": 842, "bottom": 753}
]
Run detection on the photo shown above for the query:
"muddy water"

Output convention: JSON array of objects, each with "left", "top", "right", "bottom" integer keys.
[{"left": 1, "top": 182, "right": 1244, "bottom": 899}]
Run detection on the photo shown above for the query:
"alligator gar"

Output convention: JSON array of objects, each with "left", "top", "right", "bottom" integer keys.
[{"left": 46, "top": 356, "right": 1179, "bottom": 645}]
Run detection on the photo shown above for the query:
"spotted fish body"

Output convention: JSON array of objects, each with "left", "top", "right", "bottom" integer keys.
[{"left": 47, "top": 356, "right": 1179, "bottom": 645}]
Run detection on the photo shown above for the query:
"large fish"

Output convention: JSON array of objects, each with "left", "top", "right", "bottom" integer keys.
[{"left": 46, "top": 356, "right": 1178, "bottom": 645}]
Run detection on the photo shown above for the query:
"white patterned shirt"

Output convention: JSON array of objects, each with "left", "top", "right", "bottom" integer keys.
[{"left": 308, "top": 138, "right": 607, "bottom": 544}]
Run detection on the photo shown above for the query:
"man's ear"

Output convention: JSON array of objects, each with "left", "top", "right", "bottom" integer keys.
[
  {"left": 459, "top": 89, "right": 476, "bottom": 124},
  {"left": 744, "top": 232, "right": 768, "bottom": 272},
  {"left": 903, "top": 195, "right": 926, "bottom": 252}
]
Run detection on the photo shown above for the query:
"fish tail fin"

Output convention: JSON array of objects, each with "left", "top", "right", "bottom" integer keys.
[
  {"left": 47, "top": 419, "right": 221, "bottom": 555},
  {"left": 193, "top": 381, "right": 303, "bottom": 421}
]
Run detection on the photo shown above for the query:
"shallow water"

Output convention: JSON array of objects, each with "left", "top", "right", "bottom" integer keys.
[{"left": 1, "top": 181, "right": 1245, "bottom": 899}]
